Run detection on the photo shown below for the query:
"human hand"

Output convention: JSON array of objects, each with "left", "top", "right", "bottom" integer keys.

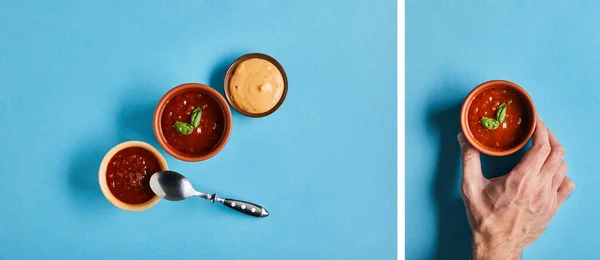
[{"left": 457, "top": 118, "right": 574, "bottom": 260}]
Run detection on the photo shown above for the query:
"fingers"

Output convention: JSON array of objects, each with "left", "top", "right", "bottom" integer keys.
[
  {"left": 552, "top": 162, "right": 568, "bottom": 191},
  {"left": 557, "top": 177, "right": 575, "bottom": 206},
  {"left": 539, "top": 130, "right": 566, "bottom": 183},
  {"left": 514, "top": 117, "right": 550, "bottom": 178},
  {"left": 457, "top": 132, "right": 483, "bottom": 185}
]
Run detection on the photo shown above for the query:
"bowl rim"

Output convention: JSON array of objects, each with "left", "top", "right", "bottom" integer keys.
[
  {"left": 460, "top": 80, "right": 537, "bottom": 156},
  {"left": 98, "top": 140, "right": 166, "bottom": 211},
  {"left": 153, "top": 83, "right": 233, "bottom": 162},
  {"left": 223, "top": 53, "right": 288, "bottom": 118}
]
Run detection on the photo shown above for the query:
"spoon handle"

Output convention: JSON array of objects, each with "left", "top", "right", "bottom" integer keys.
[{"left": 222, "top": 198, "right": 269, "bottom": 217}]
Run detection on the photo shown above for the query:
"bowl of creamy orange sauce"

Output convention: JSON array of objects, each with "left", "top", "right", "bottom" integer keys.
[{"left": 224, "top": 53, "right": 288, "bottom": 117}]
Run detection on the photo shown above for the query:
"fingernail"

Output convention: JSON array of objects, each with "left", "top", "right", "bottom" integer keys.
[{"left": 457, "top": 133, "right": 466, "bottom": 148}]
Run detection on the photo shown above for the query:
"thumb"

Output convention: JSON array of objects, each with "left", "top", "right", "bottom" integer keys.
[{"left": 457, "top": 132, "right": 483, "bottom": 185}]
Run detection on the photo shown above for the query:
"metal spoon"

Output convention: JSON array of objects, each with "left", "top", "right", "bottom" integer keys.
[{"left": 149, "top": 170, "right": 269, "bottom": 217}]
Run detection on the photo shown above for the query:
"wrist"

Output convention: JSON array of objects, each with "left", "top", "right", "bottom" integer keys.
[{"left": 472, "top": 233, "right": 522, "bottom": 260}]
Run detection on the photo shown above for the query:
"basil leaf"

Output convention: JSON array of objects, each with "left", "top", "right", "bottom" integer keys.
[
  {"left": 174, "top": 121, "right": 194, "bottom": 135},
  {"left": 480, "top": 117, "right": 500, "bottom": 130},
  {"left": 190, "top": 108, "right": 202, "bottom": 128},
  {"left": 496, "top": 103, "right": 507, "bottom": 123}
]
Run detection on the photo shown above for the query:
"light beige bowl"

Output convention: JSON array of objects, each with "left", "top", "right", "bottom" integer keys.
[{"left": 98, "top": 141, "right": 167, "bottom": 211}]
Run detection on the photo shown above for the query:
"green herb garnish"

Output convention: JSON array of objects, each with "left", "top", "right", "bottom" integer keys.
[
  {"left": 190, "top": 108, "right": 202, "bottom": 128},
  {"left": 480, "top": 117, "right": 500, "bottom": 130},
  {"left": 496, "top": 103, "right": 507, "bottom": 123},
  {"left": 174, "top": 121, "right": 194, "bottom": 135},
  {"left": 479, "top": 103, "right": 507, "bottom": 130},
  {"left": 173, "top": 107, "right": 203, "bottom": 135}
]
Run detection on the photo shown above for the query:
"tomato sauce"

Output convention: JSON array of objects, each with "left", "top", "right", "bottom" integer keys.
[
  {"left": 106, "top": 147, "right": 161, "bottom": 204},
  {"left": 468, "top": 87, "right": 531, "bottom": 150},
  {"left": 160, "top": 90, "right": 225, "bottom": 155}
]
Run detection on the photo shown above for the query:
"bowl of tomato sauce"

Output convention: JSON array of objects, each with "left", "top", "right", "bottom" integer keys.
[
  {"left": 153, "top": 83, "right": 232, "bottom": 162},
  {"left": 98, "top": 141, "right": 167, "bottom": 211},
  {"left": 460, "top": 80, "right": 537, "bottom": 156}
]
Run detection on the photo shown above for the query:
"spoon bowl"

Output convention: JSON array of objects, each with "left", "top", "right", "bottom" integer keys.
[{"left": 150, "top": 170, "right": 200, "bottom": 201}]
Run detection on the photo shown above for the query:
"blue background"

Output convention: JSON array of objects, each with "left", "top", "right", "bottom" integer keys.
[
  {"left": 0, "top": 1, "right": 396, "bottom": 259},
  {"left": 407, "top": 1, "right": 600, "bottom": 259}
]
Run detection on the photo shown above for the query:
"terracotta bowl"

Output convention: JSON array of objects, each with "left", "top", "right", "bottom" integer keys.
[
  {"left": 98, "top": 141, "right": 167, "bottom": 211},
  {"left": 153, "top": 83, "right": 232, "bottom": 162},
  {"left": 460, "top": 80, "right": 537, "bottom": 156},
  {"left": 224, "top": 53, "right": 288, "bottom": 118}
]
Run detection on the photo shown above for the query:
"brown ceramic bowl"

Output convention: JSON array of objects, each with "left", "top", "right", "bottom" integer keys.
[
  {"left": 153, "top": 83, "right": 232, "bottom": 162},
  {"left": 98, "top": 141, "right": 167, "bottom": 211},
  {"left": 224, "top": 53, "right": 288, "bottom": 117},
  {"left": 460, "top": 80, "right": 537, "bottom": 156}
]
